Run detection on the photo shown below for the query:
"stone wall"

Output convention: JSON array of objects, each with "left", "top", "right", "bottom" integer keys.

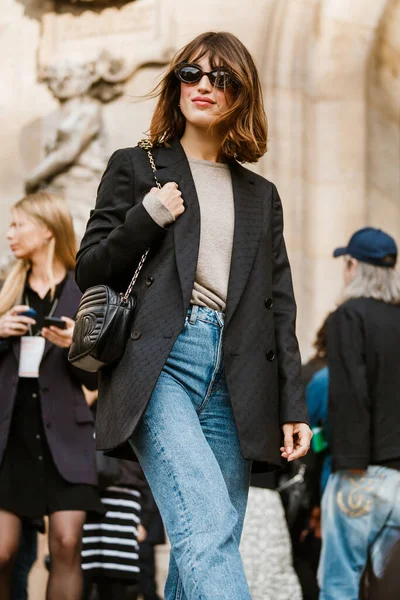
[
  {"left": 1, "top": 1, "right": 399, "bottom": 597},
  {"left": 1, "top": 0, "right": 399, "bottom": 357}
]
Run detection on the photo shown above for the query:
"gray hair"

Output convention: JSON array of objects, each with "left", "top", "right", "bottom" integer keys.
[{"left": 342, "top": 260, "right": 400, "bottom": 304}]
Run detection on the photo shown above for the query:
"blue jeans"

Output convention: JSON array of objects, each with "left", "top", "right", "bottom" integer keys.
[
  {"left": 130, "top": 305, "right": 252, "bottom": 600},
  {"left": 318, "top": 466, "right": 400, "bottom": 599}
]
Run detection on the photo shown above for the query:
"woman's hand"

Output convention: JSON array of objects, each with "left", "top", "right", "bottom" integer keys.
[
  {"left": 0, "top": 305, "right": 36, "bottom": 338},
  {"left": 148, "top": 182, "right": 185, "bottom": 219},
  {"left": 280, "top": 422, "right": 313, "bottom": 461},
  {"left": 41, "top": 316, "right": 74, "bottom": 348},
  {"left": 300, "top": 506, "right": 321, "bottom": 541},
  {"left": 137, "top": 524, "right": 148, "bottom": 543}
]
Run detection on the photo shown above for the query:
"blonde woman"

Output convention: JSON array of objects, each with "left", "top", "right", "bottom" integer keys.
[{"left": 0, "top": 193, "right": 103, "bottom": 600}]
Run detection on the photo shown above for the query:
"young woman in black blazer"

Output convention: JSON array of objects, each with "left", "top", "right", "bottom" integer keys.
[
  {"left": 0, "top": 193, "right": 103, "bottom": 600},
  {"left": 77, "top": 32, "right": 311, "bottom": 599}
]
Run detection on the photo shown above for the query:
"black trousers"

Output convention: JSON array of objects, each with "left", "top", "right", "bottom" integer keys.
[{"left": 83, "top": 575, "right": 139, "bottom": 600}]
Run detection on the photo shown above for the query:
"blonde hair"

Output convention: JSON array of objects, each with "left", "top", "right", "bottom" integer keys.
[
  {"left": 341, "top": 259, "right": 400, "bottom": 305},
  {"left": 0, "top": 193, "right": 76, "bottom": 316}
]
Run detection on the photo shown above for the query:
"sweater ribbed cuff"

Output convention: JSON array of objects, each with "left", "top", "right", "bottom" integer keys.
[{"left": 142, "top": 193, "right": 175, "bottom": 229}]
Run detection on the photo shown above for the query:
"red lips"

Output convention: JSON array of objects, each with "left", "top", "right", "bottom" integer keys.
[{"left": 192, "top": 96, "right": 215, "bottom": 105}]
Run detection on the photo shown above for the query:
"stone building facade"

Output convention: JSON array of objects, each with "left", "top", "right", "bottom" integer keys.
[{"left": 0, "top": 0, "right": 399, "bottom": 597}]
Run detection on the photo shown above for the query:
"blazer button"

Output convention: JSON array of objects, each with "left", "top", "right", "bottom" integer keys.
[
  {"left": 146, "top": 276, "right": 154, "bottom": 287},
  {"left": 131, "top": 328, "right": 141, "bottom": 340},
  {"left": 266, "top": 350, "right": 275, "bottom": 361},
  {"left": 265, "top": 297, "right": 273, "bottom": 309}
]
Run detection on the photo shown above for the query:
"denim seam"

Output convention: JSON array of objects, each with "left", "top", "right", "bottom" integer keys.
[
  {"left": 141, "top": 417, "right": 201, "bottom": 597},
  {"left": 197, "top": 325, "right": 224, "bottom": 416},
  {"left": 175, "top": 575, "right": 184, "bottom": 600}
]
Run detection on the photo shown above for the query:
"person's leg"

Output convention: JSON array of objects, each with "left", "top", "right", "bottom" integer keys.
[
  {"left": 81, "top": 571, "right": 94, "bottom": 600},
  {"left": 131, "top": 371, "right": 250, "bottom": 600},
  {"left": 199, "top": 371, "right": 251, "bottom": 542},
  {"left": 166, "top": 367, "right": 252, "bottom": 599},
  {"left": 137, "top": 540, "right": 160, "bottom": 600},
  {"left": 47, "top": 510, "right": 86, "bottom": 600},
  {"left": 318, "top": 469, "right": 393, "bottom": 600},
  {"left": 11, "top": 522, "right": 37, "bottom": 600},
  {"left": 96, "top": 577, "right": 132, "bottom": 600},
  {"left": 371, "top": 540, "right": 400, "bottom": 600},
  {"left": 369, "top": 467, "right": 400, "bottom": 579},
  {"left": 0, "top": 510, "right": 22, "bottom": 599}
]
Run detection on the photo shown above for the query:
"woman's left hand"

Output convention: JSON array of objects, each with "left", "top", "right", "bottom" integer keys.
[
  {"left": 280, "top": 422, "right": 313, "bottom": 461},
  {"left": 41, "top": 316, "right": 74, "bottom": 348}
]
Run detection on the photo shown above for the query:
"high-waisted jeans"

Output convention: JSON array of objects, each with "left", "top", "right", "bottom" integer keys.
[{"left": 130, "top": 305, "right": 252, "bottom": 600}]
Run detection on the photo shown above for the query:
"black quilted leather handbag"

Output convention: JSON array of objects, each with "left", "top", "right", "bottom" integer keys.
[{"left": 68, "top": 138, "right": 160, "bottom": 373}]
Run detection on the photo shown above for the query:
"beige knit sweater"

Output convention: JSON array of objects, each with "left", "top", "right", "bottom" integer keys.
[{"left": 143, "top": 157, "right": 235, "bottom": 313}]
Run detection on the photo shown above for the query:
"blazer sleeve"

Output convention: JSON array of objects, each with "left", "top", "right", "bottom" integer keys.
[
  {"left": 327, "top": 305, "right": 371, "bottom": 470},
  {"left": 75, "top": 149, "right": 167, "bottom": 292},
  {"left": 271, "top": 184, "right": 308, "bottom": 425}
]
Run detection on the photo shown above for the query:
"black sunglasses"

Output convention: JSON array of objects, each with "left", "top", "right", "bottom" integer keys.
[{"left": 174, "top": 63, "right": 238, "bottom": 89}]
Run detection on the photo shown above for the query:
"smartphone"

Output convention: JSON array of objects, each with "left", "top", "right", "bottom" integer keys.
[
  {"left": 43, "top": 316, "right": 67, "bottom": 330},
  {"left": 19, "top": 308, "right": 37, "bottom": 319}
]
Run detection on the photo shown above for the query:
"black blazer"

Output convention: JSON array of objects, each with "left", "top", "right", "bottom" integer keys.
[
  {"left": 327, "top": 297, "right": 400, "bottom": 471},
  {"left": 76, "top": 137, "right": 308, "bottom": 471},
  {"left": 0, "top": 274, "right": 98, "bottom": 484}
]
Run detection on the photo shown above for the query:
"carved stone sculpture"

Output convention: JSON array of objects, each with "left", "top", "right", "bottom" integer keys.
[
  {"left": 24, "top": 58, "right": 110, "bottom": 238},
  {"left": 24, "top": 43, "right": 172, "bottom": 238}
]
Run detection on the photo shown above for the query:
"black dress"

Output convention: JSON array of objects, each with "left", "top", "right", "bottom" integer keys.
[{"left": 0, "top": 276, "right": 103, "bottom": 520}]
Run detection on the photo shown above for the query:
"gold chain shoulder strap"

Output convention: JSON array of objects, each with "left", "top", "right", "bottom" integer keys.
[
  {"left": 120, "top": 138, "right": 161, "bottom": 303},
  {"left": 138, "top": 137, "right": 162, "bottom": 190}
]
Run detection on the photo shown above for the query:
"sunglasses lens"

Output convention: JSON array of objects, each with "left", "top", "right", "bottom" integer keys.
[
  {"left": 175, "top": 64, "right": 238, "bottom": 89},
  {"left": 210, "top": 70, "right": 233, "bottom": 88},
  {"left": 177, "top": 65, "right": 202, "bottom": 84}
]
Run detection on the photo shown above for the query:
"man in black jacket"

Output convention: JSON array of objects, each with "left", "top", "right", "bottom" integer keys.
[{"left": 318, "top": 228, "right": 400, "bottom": 600}]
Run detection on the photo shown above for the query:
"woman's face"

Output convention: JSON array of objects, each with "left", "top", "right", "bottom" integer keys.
[
  {"left": 178, "top": 54, "right": 234, "bottom": 131},
  {"left": 343, "top": 257, "right": 358, "bottom": 285},
  {"left": 7, "top": 210, "right": 52, "bottom": 261}
]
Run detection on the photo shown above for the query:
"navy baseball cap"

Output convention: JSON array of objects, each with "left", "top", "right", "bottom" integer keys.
[{"left": 333, "top": 227, "right": 398, "bottom": 268}]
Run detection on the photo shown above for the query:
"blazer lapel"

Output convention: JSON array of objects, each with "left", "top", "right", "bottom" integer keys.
[
  {"left": 225, "top": 163, "right": 265, "bottom": 328},
  {"left": 154, "top": 139, "right": 200, "bottom": 313}
]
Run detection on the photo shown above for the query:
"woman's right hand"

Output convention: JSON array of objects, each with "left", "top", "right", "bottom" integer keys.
[
  {"left": 0, "top": 305, "right": 36, "bottom": 338},
  {"left": 148, "top": 182, "right": 185, "bottom": 219}
]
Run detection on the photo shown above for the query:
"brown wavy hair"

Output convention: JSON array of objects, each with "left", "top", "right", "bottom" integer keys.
[
  {"left": 148, "top": 32, "right": 268, "bottom": 163},
  {"left": 312, "top": 316, "right": 329, "bottom": 360}
]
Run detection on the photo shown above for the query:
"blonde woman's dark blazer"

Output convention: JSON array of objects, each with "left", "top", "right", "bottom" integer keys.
[{"left": 0, "top": 274, "right": 98, "bottom": 484}]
